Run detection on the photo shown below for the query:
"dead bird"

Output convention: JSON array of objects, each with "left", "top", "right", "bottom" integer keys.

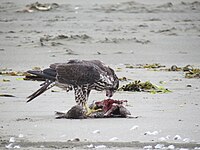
[
  {"left": 55, "top": 105, "right": 86, "bottom": 119},
  {"left": 93, "top": 99, "right": 131, "bottom": 118},
  {"left": 55, "top": 99, "right": 131, "bottom": 119}
]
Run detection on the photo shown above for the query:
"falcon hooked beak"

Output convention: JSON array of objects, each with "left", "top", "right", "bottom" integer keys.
[{"left": 106, "top": 89, "right": 114, "bottom": 98}]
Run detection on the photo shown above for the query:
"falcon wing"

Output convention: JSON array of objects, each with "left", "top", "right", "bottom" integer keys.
[{"left": 56, "top": 63, "right": 101, "bottom": 85}]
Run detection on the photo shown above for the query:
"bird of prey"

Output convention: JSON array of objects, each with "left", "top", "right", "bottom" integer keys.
[{"left": 27, "top": 59, "right": 119, "bottom": 115}]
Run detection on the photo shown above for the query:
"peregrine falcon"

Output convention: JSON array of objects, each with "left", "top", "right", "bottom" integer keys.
[{"left": 27, "top": 59, "right": 119, "bottom": 115}]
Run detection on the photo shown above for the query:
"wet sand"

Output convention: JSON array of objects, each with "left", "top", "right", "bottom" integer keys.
[{"left": 0, "top": 0, "right": 200, "bottom": 149}]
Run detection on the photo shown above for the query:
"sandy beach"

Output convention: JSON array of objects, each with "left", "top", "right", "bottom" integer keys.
[{"left": 0, "top": 0, "right": 200, "bottom": 149}]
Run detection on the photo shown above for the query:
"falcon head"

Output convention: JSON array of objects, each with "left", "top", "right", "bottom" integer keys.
[
  {"left": 105, "top": 81, "right": 119, "bottom": 98},
  {"left": 105, "top": 67, "right": 119, "bottom": 98}
]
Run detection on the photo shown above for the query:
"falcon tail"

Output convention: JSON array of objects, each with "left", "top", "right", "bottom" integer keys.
[
  {"left": 27, "top": 80, "right": 55, "bottom": 103},
  {"left": 27, "top": 69, "right": 56, "bottom": 103},
  {"left": 27, "top": 69, "right": 56, "bottom": 81}
]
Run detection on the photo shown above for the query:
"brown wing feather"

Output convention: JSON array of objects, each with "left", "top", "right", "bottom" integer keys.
[{"left": 56, "top": 64, "right": 101, "bottom": 85}]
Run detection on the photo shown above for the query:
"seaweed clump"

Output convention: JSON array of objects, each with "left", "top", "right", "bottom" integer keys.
[
  {"left": 0, "top": 68, "right": 45, "bottom": 81},
  {"left": 124, "top": 63, "right": 166, "bottom": 69},
  {"left": 143, "top": 63, "right": 166, "bottom": 69},
  {"left": 173, "top": 65, "right": 200, "bottom": 78},
  {"left": 118, "top": 80, "right": 171, "bottom": 94},
  {"left": 185, "top": 68, "right": 200, "bottom": 78},
  {"left": 0, "top": 70, "right": 29, "bottom": 76}
]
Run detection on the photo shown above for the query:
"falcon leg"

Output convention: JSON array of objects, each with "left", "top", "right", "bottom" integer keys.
[
  {"left": 83, "top": 88, "right": 102, "bottom": 116},
  {"left": 75, "top": 85, "right": 101, "bottom": 117}
]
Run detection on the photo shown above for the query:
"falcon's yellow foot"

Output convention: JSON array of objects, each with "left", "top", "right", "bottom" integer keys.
[{"left": 83, "top": 103, "right": 102, "bottom": 116}]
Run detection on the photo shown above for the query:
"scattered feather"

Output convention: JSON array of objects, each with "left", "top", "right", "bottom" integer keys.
[
  {"left": 158, "top": 137, "right": 166, "bottom": 141},
  {"left": 5, "top": 143, "right": 13, "bottom": 149},
  {"left": 143, "top": 145, "right": 153, "bottom": 149},
  {"left": 166, "top": 135, "right": 171, "bottom": 139},
  {"left": 87, "top": 144, "right": 94, "bottom": 148},
  {"left": 18, "top": 134, "right": 24, "bottom": 138},
  {"left": 95, "top": 145, "right": 106, "bottom": 149},
  {"left": 74, "top": 7, "right": 79, "bottom": 10},
  {"left": 144, "top": 131, "right": 159, "bottom": 135},
  {"left": 130, "top": 125, "right": 139, "bottom": 131},
  {"left": 168, "top": 145, "right": 175, "bottom": 149},
  {"left": 154, "top": 144, "right": 164, "bottom": 149},
  {"left": 9, "top": 137, "right": 15, "bottom": 143},
  {"left": 183, "top": 138, "right": 190, "bottom": 142},
  {"left": 60, "top": 134, "right": 66, "bottom": 138},
  {"left": 173, "top": 135, "right": 182, "bottom": 140},
  {"left": 92, "top": 130, "right": 100, "bottom": 134},
  {"left": 13, "top": 145, "right": 20, "bottom": 149},
  {"left": 109, "top": 137, "right": 119, "bottom": 141}
]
